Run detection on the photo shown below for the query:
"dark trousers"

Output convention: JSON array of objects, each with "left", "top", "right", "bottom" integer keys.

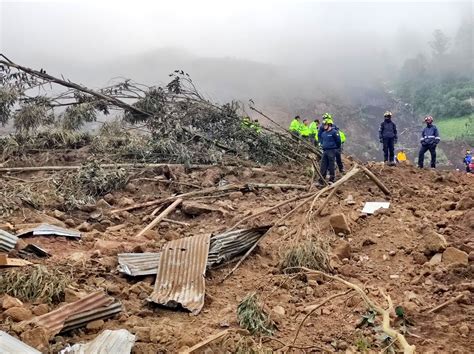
[
  {"left": 335, "top": 146, "right": 344, "bottom": 172},
  {"left": 382, "top": 138, "right": 395, "bottom": 162},
  {"left": 319, "top": 149, "right": 336, "bottom": 183},
  {"left": 418, "top": 144, "right": 437, "bottom": 168}
]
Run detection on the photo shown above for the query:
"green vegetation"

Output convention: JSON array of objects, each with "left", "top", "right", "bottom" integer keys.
[
  {"left": 436, "top": 115, "right": 474, "bottom": 141},
  {"left": 237, "top": 293, "right": 275, "bottom": 336}
]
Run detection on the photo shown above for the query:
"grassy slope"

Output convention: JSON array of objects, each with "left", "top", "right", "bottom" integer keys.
[{"left": 436, "top": 114, "right": 474, "bottom": 141}]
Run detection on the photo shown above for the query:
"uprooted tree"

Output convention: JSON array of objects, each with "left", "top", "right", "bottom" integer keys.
[{"left": 0, "top": 54, "right": 318, "bottom": 165}]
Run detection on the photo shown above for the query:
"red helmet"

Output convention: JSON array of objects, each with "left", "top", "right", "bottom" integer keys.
[{"left": 424, "top": 116, "right": 433, "bottom": 123}]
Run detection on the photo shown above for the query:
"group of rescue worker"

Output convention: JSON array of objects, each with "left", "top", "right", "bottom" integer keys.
[
  {"left": 242, "top": 116, "right": 262, "bottom": 133},
  {"left": 287, "top": 110, "right": 472, "bottom": 185}
]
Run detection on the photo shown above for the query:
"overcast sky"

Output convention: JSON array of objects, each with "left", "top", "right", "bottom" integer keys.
[{"left": 1, "top": 0, "right": 470, "bottom": 64}]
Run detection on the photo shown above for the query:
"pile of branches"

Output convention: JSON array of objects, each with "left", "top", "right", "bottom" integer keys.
[{"left": 0, "top": 54, "right": 315, "bottom": 165}]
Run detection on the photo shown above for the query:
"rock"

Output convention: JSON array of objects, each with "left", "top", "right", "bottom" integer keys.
[
  {"left": 329, "top": 213, "right": 351, "bottom": 234},
  {"left": 32, "top": 304, "right": 49, "bottom": 316},
  {"left": 389, "top": 274, "right": 400, "bottom": 279},
  {"left": 272, "top": 305, "right": 285, "bottom": 316},
  {"left": 103, "top": 193, "right": 115, "bottom": 204},
  {"left": 125, "top": 183, "right": 138, "bottom": 193},
  {"left": 469, "top": 252, "right": 474, "bottom": 262},
  {"left": 53, "top": 209, "right": 65, "bottom": 220},
  {"left": 338, "top": 264, "right": 356, "bottom": 277},
  {"left": 181, "top": 201, "right": 226, "bottom": 216},
  {"left": 64, "top": 218, "right": 76, "bottom": 227},
  {"left": 344, "top": 195, "right": 356, "bottom": 205},
  {"left": 442, "top": 247, "right": 469, "bottom": 265},
  {"left": 457, "top": 323, "right": 470, "bottom": 337},
  {"left": 412, "top": 252, "right": 428, "bottom": 265},
  {"left": 93, "top": 239, "right": 124, "bottom": 255},
  {"left": 118, "top": 197, "right": 134, "bottom": 207},
  {"left": 441, "top": 201, "right": 457, "bottom": 211},
  {"left": 64, "top": 288, "right": 86, "bottom": 303},
  {"left": 21, "top": 327, "right": 49, "bottom": 352},
  {"left": 229, "top": 191, "right": 243, "bottom": 200},
  {"left": 133, "top": 326, "right": 151, "bottom": 342},
  {"left": 2, "top": 294, "right": 23, "bottom": 309},
  {"left": 362, "top": 238, "right": 376, "bottom": 246},
  {"left": 421, "top": 231, "right": 447, "bottom": 255},
  {"left": 96, "top": 199, "right": 111, "bottom": 209},
  {"left": 457, "top": 192, "right": 474, "bottom": 210},
  {"left": 86, "top": 319, "right": 104, "bottom": 331},
  {"left": 89, "top": 211, "right": 102, "bottom": 221},
  {"left": 201, "top": 168, "right": 222, "bottom": 187},
  {"left": 389, "top": 250, "right": 397, "bottom": 256},
  {"left": 77, "top": 222, "right": 93, "bottom": 232},
  {"left": 428, "top": 253, "right": 443, "bottom": 265},
  {"left": 305, "top": 286, "right": 314, "bottom": 296},
  {"left": 4, "top": 306, "right": 33, "bottom": 321},
  {"left": 333, "top": 240, "right": 351, "bottom": 260}
]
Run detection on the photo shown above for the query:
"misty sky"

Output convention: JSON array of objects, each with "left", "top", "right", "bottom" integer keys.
[{"left": 1, "top": 0, "right": 470, "bottom": 65}]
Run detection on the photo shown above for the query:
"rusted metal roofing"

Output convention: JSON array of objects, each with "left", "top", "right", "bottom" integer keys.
[
  {"left": 60, "top": 329, "right": 135, "bottom": 354},
  {"left": 117, "top": 252, "right": 160, "bottom": 276},
  {"left": 29, "top": 292, "right": 114, "bottom": 337},
  {"left": 0, "top": 229, "right": 18, "bottom": 253},
  {"left": 149, "top": 233, "right": 210, "bottom": 315},
  {"left": 118, "top": 226, "right": 270, "bottom": 277},
  {"left": 62, "top": 302, "right": 122, "bottom": 333},
  {"left": 0, "top": 331, "right": 41, "bottom": 354},
  {"left": 207, "top": 226, "right": 270, "bottom": 267},
  {"left": 16, "top": 224, "right": 81, "bottom": 239}
]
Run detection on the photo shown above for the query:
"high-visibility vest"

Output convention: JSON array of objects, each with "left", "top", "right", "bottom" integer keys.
[
  {"left": 300, "top": 124, "right": 311, "bottom": 137},
  {"left": 309, "top": 122, "right": 318, "bottom": 137},
  {"left": 339, "top": 130, "right": 346, "bottom": 143},
  {"left": 289, "top": 119, "right": 301, "bottom": 132}
]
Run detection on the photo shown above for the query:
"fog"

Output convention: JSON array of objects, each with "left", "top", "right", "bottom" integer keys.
[{"left": 0, "top": 0, "right": 471, "bottom": 104}]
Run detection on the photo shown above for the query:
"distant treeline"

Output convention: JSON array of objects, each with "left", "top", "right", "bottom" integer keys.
[{"left": 396, "top": 20, "right": 473, "bottom": 119}]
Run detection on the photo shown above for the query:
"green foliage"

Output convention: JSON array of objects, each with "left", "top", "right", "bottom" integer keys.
[
  {"left": 61, "top": 103, "right": 97, "bottom": 130},
  {"left": 237, "top": 293, "right": 275, "bottom": 336},
  {"left": 436, "top": 115, "right": 474, "bottom": 142},
  {"left": 0, "top": 87, "right": 19, "bottom": 125},
  {"left": 357, "top": 309, "right": 377, "bottom": 328},
  {"left": 13, "top": 101, "right": 54, "bottom": 134},
  {"left": 355, "top": 336, "right": 371, "bottom": 352}
]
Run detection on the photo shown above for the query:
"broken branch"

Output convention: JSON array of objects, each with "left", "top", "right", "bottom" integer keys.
[
  {"left": 426, "top": 293, "right": 465, "bottom": 314},
  {"left": 135, "top": 198, "right": 183, "bottom": 238},
  {"left": 360, "top": 165, "right": 391, "bottom": 196}
]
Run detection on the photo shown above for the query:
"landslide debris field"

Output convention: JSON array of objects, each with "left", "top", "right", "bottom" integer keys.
[{"left": 0, "top": 149, "right": 473, "bottom": 353}]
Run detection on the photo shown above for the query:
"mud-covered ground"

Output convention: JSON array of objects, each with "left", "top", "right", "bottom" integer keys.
[{"left": 1, "top": 150, "right": 473, "bottom": 353}]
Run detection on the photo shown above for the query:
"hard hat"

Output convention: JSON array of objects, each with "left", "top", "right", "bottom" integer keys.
[
  {"left": 384, "top": 111, "right": 392, "bottom": 117},
  {"left": 322, "top": 113, "right": 332, "bottom": 121},
  {"left": 324, "top": 118, "right": 334, "bottom": 125},
  {"left": 424, "top": 115, "right": 433, "bottom": 123}
]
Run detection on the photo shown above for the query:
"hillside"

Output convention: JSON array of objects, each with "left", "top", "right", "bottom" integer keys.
[{"left": 0, "top": 145, "right": 473, "bottom": 353}]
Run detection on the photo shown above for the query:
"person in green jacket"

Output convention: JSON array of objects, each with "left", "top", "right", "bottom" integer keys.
[
  {"left": 289, "top": 115, "right": 303, "bottom": 139},
  {"left": 309, "top": 119, "right": 320, "bottom": 146},
  {"left": 251, "top": 119, "right": 261, "bottom": 133},
  {"left": 300, "top": 119, "right": 311, "bottom": 141}
]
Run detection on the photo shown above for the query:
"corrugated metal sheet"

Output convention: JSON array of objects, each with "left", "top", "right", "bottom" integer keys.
[
  {"left": 16, "top": 224, "right": 81, "bottom": 239},
  {"left": 0, "top": 331, "right": 41, "bottom": 354},
  {"left": 61, "top": 302, "right": 122, "bottom": 333},
  {"left": 207, "top": 226, "right": 270, "bottom": 267},
  {"left": 117, "top": 253, "right": 160, "bottom": 276},
  {"left": 0, "top": 229, "right": 18, "bottom": 253},
  {"left": 60, "top": 329, "right": 135, "bottom": 354},
  {"left": 30, "top": 292, "right": 113, "bottom": 336},
  {"left": 149, "top": 233, "right": 210, "bottom": 315},
  {"left": 118, "top": 226, "right": 270, "bottom": 277}
]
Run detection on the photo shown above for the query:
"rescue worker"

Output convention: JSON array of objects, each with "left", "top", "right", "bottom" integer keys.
[
  {"left": 418, "top": 115, "right": 440, "bottom": 168},
  {"left": 242, "top": 116, "right": 252, "bottom": 129},
  {"left": 309, "top": 119, "right": 320, "bottom": 146},
  {"left": 289, "top": 115, "right": 303, "bottom": 137},
  {"left": 379, "top": 111, "right": 398, "bottom": 165},
  {"left": 318, "top": 119, "right": 341, "bottom": 185},
  {"left": 251, "top": 119, "right": 261, "bottom": 133},
  {"left": 300, "top": 119, "right": 311, "bottom": 141},
  {"left": 318, "top": 113, "right": 345, "bottom": 173},
  {"left": 464, "top": 149, "right": 472, "bottom": 173}
]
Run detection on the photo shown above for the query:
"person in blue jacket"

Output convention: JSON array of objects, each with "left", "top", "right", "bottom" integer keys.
[
  {"left": 379, "top": 111, "right": 398, "bottom": 165},
  {"left": 418, "top": 116, "right": 441, "bottom": 168},
  {"left": 318, "top": 118, "right": 341, "bottom": 185},
  {"left": 318, "top": 113, "right": 345, "bottom": 173},
  {"left": 464, "top": 149, "right": 472, "bottom": 173}
]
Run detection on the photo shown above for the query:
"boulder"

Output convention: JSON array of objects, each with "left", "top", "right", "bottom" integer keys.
[
  {"left": 421, "top": 231, "right": 447, "bottom": 255},
  {"left": 329, "top": 213, "right": 351, "bottom": 234},
  {"left": 2, "top": 294, "right": 23, "bottom": 309},
  {"left": 4, "top": 306, "right": 33, "bottom": 321},
  {"left": 457, "top": 192, "right": 474, "bottom": 210},
  {"left": 95, "top": 199, "right": 111, "bottom": 209},
  {"left": 86, "top": 319, "right": 104, "bottom": 331},
  {"left": 118, "top": 197, "right": 134, "bottom": 207},
  {"left": 181, "top": 201, "right": 227, "bottom": 216},
  {"left": 21, "top": 327, "right": 49, "bottom": 352},
  {"left": 428, "top": 253, "right": 443, "bottom": 265},
  {"left": 103, "top": 193, "right": 115, "bottom": 204},
  {"left": 442, "top": 247, "right": 469, "bottom": 265},
  {"left": 272, "top": 305, "right": 286, "bottom": 316},
  {"left": 229, "top": 191, "right": 243, "bottom": 200},
  {"left": 201, "top": 168, "right": 222, "bottom": 187},
  {"left": 333, "top": 240, "right": 351, "bottom": 260},
  {"left": 77, "top": 222, "right": 93, "bottom": 232},
  {"left": 64, "top": 219, "right": 76, "bottom": 227},
  {"left": 93, "top": 239, "right": 124, "bottom": 255},
  {"left": 32, "top": 304, "right": 49, "bottom": 316}
]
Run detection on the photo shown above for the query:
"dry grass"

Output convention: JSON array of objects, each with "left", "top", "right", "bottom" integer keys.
[
  {"left": 237, "top": 293, "right": 275, "bottom": 336},
  {"left": 0, "top": 265, "right": 71, "bottom": 303},
  {"left": 279, "top": 238, "right": 333, "bottom": 274}
]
